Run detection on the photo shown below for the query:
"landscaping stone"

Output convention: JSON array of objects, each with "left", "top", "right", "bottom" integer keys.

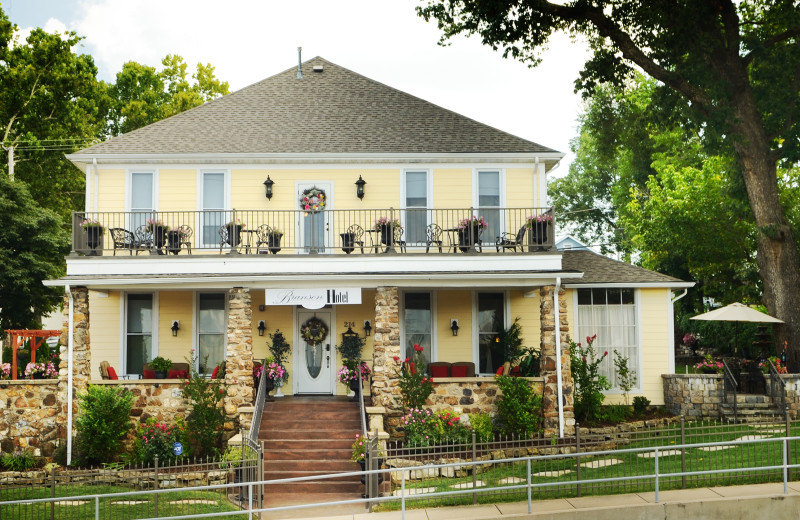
[
  {"left": 450, "top": 480, "right": 485, "bottom": 489},
  {"left": 579, "top": 458, "right": 623, "bottom": 468}
]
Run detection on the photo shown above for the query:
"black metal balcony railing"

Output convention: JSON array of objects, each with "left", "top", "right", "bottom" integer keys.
[{"left": 71, "top": 207, "right": 555, "bottom": 256}]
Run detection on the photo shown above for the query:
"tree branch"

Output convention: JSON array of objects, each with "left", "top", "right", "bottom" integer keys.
[{"left": 743, "top": 26, "right": 800, "bottom": 65}]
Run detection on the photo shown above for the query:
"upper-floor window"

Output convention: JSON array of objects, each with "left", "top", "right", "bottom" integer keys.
[
  {"left": 201, "top": 172, "right": 226, "bottom": 246},
  {"left": 404, "top": 171, "right": 429, "bottom": 245},
  {"left": 130, "top": 171, "right": 154, "bottom": 231},
  {"left": 575, "top": 288, "right": 639, "bottom": 391},
  {"left": 477, "top": 170, "right": 501, "bottom": 243}
]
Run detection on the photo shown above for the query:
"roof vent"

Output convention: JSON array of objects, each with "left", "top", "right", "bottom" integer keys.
[
  {"left": 313, "top": 65, "right": 324, "bottom": 73},
  {"left": 296, "top": 47, "right": 303, "bottom": 79}
]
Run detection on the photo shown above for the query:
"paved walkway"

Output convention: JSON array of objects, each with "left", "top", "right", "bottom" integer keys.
[{"left": 260, "top": 482, "right": 800, "bottom": 520}]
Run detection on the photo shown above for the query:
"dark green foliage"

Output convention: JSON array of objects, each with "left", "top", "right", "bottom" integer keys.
[
  {"left": 570, "top": 336, "right": 611, "bottom": 424},
  {"left": 52, "top": 442, "right": 68, "bottom": 466},
  {"left": 469, "top": 412, "right": 494, "bottom": 443},
  {"left": 494, "top": 375, "right": 542, "bottom": 436},
  {"left": 497, "top": 317, "right": 525, "bottom": 363},
  {"left": 516, "top": 346, "right": 541, "bottom": 377},
  {"left": 1, "top": 449, "right": 38, "bottom": 471},
  {"left": 74, "top": 385, "right": 134, "bottom": 465},
  {"left": 267, "top": 330, "right": 291, "bottom": 366},
  {"left": 599, "top": 405, "right": 632, "bottom": 424},
  {"left": 337, "top": 333, "right": 365, "bottom": 363},
  {"left": 633, "top": 396, "right": 651, "bottom": 416},
  {"left": 182, "top": 358, "right": 225, "bottom": 458}
]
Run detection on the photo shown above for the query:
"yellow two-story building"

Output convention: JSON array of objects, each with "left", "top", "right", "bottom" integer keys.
[{"left": 47, "top": 57, "right": 690, "bottom": 419}]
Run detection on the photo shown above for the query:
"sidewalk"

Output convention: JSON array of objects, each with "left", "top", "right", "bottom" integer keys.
[{"left": 261, "top": 482, "right": 800, "bottom": 520}]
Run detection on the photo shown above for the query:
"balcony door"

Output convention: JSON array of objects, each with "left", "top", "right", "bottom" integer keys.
[{"left": 297, "top": 182, "right": 331, "bottom": 254}]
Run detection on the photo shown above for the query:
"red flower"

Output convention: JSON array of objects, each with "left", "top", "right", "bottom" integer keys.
[
  {"left": 582, "top": 357, "right": 586, "bottom": 362},
  {"left": 393, "top": 356, "right": 400, "bottom": 362},
  {"left": 413, "top": 344, "right": 423, "bottom": 352},
  {"left": 603, "top": 351, "right": 608, "bottom": 356}
]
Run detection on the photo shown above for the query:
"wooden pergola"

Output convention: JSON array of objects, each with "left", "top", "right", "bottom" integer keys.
[{"left": 4, "top": 329, "right": 62, "bottom": 380}]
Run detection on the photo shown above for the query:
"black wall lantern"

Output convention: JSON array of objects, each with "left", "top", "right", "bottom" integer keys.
[
  {"left": 355, "top": 175, "right": 366, "bottom": 200},
  {"left": 450, "top": 319, "right": 459, "bottom": 337},
  {"left": 363, "top": 320, "right": 372, "bottom": 337},
  {"left": 257, "top": 320, "right": 266, "bottom": 336},
  {"left": 263, "top": 176, "right": 275, "bottom": 200},
  {"left": 171, "top": 320, "right": 180, "bottom": 337}
]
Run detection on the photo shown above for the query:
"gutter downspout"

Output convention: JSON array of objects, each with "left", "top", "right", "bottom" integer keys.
[
  {"left": 554, "top": 277, "right": 564, "bottom": 438},
  {"left": 669, "top": 289, "right": 689, "bottom": 374},
  {"left": 65, "top": 285, "right": 74, "bottom": 465}
]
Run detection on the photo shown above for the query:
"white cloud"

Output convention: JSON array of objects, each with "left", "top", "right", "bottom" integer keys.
[{"left": 67, "top": 0, "right": 588, "bottom": 172}]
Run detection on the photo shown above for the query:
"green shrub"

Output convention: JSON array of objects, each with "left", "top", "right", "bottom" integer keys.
[
  {"left": 1, "top": 449, "right": 38, "bottom": 471},
  {"left": 469, "top": 412, "right": 494, "bottom": 443},
  {"left": 571, "top": 335, "right": 611, "bottom": 424},
  {"left": 495, "top": 375, "right": 542, "bottom": 436},
  {"left": 74, "top": 385, "right": 134, "bottom": 465},
  {"left": 633, "top": 396, "right": 651, "bottom": 416},
  {"left": 134, "top": 418, "right": 184, "bottom": 466},
  {"left": 599, "top": 405, "right": 632, "bottom": 424},
  {"left": 182, "top": 355, "right": 225, "bottom": 458}
]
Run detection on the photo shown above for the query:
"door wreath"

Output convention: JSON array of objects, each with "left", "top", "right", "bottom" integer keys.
[
  {"left": 301, "top": 317, "right": 329, "bottom": 345},
  {"left": 301, "top": 187, "right": 326, "bottom": 212}
]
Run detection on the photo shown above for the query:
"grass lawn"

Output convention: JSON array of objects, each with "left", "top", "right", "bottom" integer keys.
[{"left": 0, "top": 485, "right": 242, "bottom": 519}]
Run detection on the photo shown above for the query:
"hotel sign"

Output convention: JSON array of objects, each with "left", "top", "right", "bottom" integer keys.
[{"left": 265, "top": 288, "right": 362, "bottom": 309}]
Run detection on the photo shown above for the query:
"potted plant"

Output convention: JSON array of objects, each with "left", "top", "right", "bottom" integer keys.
[
  {"left": 337, "top": 360, "right": 371, "bottom": 399},
  {"left": 526, "top": 213, "right": 553, "bottom": 247},
  {"left": 145, "top": 218, "right": 169, "bottom": 250},
  {"left": 255, "top": 357, "right": 275, "bottom": 400},
  {"left": 457, "top": 215, "right": 488, "bottom": 252},
  {"left": 267, "top": 228, "right": 283, "bottom": 254},
  {"left": 166, "top": 227, "right": 188, "bottom": 255},
  {"left": 225, "top": 219, "right": 245, "bottom": 247},
  {"left": 350, "top": 433, "right": 384, "bottom": 484},
  {"left": 150, "top": 356, "right": 173, "bottom": 378},
  {"left": 265, "top": 361, "right": 288, "bottom": 397},
  {"left": 759, "top": 356, "right": 788, "bottom": 374},
  {"left": 80, "top": 218, "right": 105, "bottom": 253},
  {"left": 374, "top": 216, "right": 401, "bottom": 246},
  {"left": 694, "top": 355, "right": 723, "bottom": 374},
  {"left": 0, "top": 362, "right": 11, "bottom": 380}
]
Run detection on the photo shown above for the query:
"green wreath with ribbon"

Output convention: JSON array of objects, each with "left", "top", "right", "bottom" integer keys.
[
  {"left": 301, "top": 187, "right": 326, "bottom": 212},
  {"left": 300, "top": 317, "right": 329, "bottom": 346}
]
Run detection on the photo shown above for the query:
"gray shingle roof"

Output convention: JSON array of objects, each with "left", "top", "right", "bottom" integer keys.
[
  {"left": 561, "top": 250, "right": 689, "bottom": 285},
  {"left": 75, "top": 57, "right": 558, "bottom": 156}
]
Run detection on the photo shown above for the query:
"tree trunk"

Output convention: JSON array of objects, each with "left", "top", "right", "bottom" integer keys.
[{"left": 728, "top": 79, "right": 800, "bottom": 372}]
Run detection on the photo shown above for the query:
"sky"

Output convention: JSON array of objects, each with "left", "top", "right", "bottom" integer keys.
[{"left": 4, "top": 0, "right": 590, "bottom": 176}]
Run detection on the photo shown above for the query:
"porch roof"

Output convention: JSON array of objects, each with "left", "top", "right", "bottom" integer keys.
[{"left": 561, "top": 250, "right": 693, "bottom": 288}]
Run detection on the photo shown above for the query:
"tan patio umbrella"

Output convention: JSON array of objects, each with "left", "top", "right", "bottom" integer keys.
[{"left": 691, "top": 302, "right": 783, "bottom": 355}]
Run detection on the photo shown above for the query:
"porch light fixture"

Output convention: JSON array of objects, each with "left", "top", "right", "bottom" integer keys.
[
  {"left": 263, "top": 176, "right": 275, "bottom": 200},
  {"left": 450, "top": 319, "right": 459, "bottom": 336},
  {"left": 257, "top": 320, "right": 266, "bottom": 336},
  {"left": 363, "top": 320, "right": 372, "bottom": 337},
  {"left": 355, "top": 175, "right": 366, "bottom": 200},
  {"left": 171, "top": 320, "right": 180, "bottom": 337}
]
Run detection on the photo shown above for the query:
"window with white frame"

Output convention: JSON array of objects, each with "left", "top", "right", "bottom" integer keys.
[
  {"left": 403, "top": 292, "right": 432, "bottom": 366},
  {"left": 198, "top": 293, "right": 225, "bottom": 375},
  {"left": 130, "top": 171, "right": 154, "bottom": 231},
  {"left": 478, "top": 292, "right": 504, "bottom": 374},
  {"left": 201, "top": 172, "right": 226, "bottom": 246},
  {"left": 126, "top": 294, "right": 153, "bottom": 376},
  {"left": 404, "top": 171, "right": 429, "bottom": 245},
  {"left": 477, "top": 170, "right": 501, "bottom": 243},
  {"left": 575, "top": 288, "right": 639, "bottom": 391}
]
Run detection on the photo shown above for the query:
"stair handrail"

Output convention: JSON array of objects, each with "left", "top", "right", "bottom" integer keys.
[
  {"left": 721, "top": 357, "right": 738, "bottom": 422},
  {"left": 357, "top": 376, "right": 368, "bottom": 439},
  {"left": 767, "top": 358, "right": 787, "bottom": 412},
  {"left": 248, "top": 360, "right": 268, "bottom": 443}
]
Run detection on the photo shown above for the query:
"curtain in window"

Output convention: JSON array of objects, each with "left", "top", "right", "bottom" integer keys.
[
  {"left": 198, "top": 293, "right": 225, "bottom": 375},
  {"left": 405, "top": 172, "right": 428, "bottom": 245},
  {"left": 126, "top": 294, "right": 152, "bottom": 376},
  {"left": 404, "top": 293, "right": 431, "bottom": 366},
  {"left": 478, "top": 171, "right": 501, "bottom": 243}
]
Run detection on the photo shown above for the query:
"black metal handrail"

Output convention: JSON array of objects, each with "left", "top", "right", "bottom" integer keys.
[{"left": 722, "top": 357, "right": 738, "bottom": 422}]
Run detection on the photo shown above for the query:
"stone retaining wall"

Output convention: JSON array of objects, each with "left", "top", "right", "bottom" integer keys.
[
  {"left": 427, "top": 377, "right": 544, "bottom": 416},
  {"left": 0, "top": 380, "right": 61, "bottom": 457},
  {"left": 0, "top": 467, "right": 229, "bottom": 488}
]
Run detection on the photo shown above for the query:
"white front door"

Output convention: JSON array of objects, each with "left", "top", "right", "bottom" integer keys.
[
  {"left": 297, "top": 182, "right": 332, "bottom": 254},
  {"left": 295, "top": 310, "right": 335, "bottom": 394}
]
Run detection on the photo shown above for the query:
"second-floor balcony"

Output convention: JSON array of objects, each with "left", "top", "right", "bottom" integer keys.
[{"left": 71, "top": 207, "right": 555, "bottom": 258}]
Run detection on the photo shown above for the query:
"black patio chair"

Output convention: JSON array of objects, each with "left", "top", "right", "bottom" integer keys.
[
  {"left": 496, "top": 225, "right": 527, "bottom": 252},
  {"left": 425, "top": 224, "right": 444, "bottom": 253}
]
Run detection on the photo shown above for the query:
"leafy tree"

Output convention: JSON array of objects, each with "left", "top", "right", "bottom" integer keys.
[
  {"left": 417, "top": 1, "right": 800, "bottom": 368},
  {"left": 0, "top": 173, "right": 70, "bottom": 330},
  {"left": 74, "top": 385, "right": 134, "bottom": 465},
  {"left": 108, "top": 54, "right": 229, "bottom": 135}
]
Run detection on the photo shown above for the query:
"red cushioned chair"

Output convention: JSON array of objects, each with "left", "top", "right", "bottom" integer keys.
[
  {"left": 106, "top": 366, "right": 119, "bottom": 380},
  {"left": 143, "top": 369, "right": 156, "bottom": 379},
  {"left": 428, "top": 361, "right": 451, "bottom": 378},
  {"left": 450, "top": 362, "right": 475, "bottom": 377},
  {"left": 211, "top": 365, "right": 219, "bottom": 379}
]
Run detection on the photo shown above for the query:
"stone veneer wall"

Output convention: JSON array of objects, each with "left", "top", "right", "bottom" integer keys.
[
  {"left": 426, "top": 377, "right": 544, "bottom": 416},
  {"left": 371, "top": 287, "right": 402, "bottom": 434},
  {"left": 223, "top": 288, "right": 254, "bottom": 434},
  {"left": 0, "top": 381, "right": 60, "bottom": 457},
  {"left": 56, "top": 287, "right": 91, "bottom": 442},
  {"left": 539, "top": 285, "right": 574, "bottom": 435},
  {"left": 664, "top": 373, "right": 800, "bottom": 419}
]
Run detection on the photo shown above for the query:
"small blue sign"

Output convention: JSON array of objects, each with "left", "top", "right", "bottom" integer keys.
[{"left": 173, "top": 442, "right": 183, "bottom": 456}]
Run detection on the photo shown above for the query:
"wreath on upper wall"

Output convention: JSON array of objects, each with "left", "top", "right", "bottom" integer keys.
[
  {"left": 301, "top": 187, "right": 326, "bottom": 212},
  {"left": 300, "top": 317, "right": 329, "bottom": 346}
]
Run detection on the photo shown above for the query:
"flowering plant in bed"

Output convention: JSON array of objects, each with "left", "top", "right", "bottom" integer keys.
[
  {"left": 393, "top": 344, "right": 434, "bottom": 410},
  {"left": 24, "top": 361, "right": 58, "bottom": 378},
  {"left": 759, "top": 356, "right": 787, "bottom": 374},
  {"left": 402, "top": 408, "right": 471, "bottom": 447}
]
